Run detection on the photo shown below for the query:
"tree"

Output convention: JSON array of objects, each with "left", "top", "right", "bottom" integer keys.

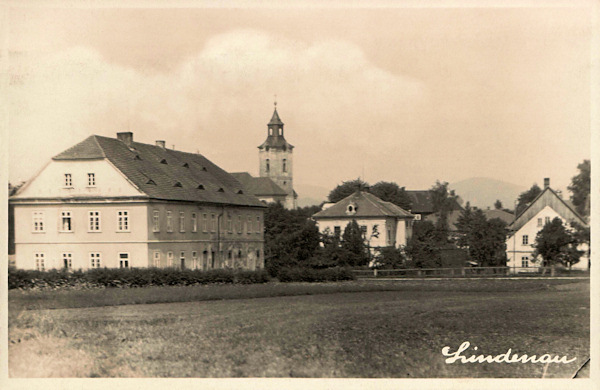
[
  {"left": 370, "top": 181, "right": 412, "bottom": 210},
  {"left": 533, "top": 217, "right": 582, "bottom": 269},
  {"left": 263, "top": 202, "right": 321, "bottom": 275},
  {"left": 455, "top": 205, "right": 507, "bottom": 266},
  {"left": 516, "top": 184, "right": 542, "bottom": 216},
  {"left": 494, "top": 199, "right": 503, "bottom": 210},
  {"left": 373, "top": 246, "right": 406, "bottom": 269},
  {"left": 568, "top": 159, "right": 590, "bottom": 216},
  {"left": 404, "top": 221, "right": 442, "bottom": 268},
  {"left": 341, "top": 219, "right": 369, "bottom": 266},
  {"left": 328, "top": 179, "right": 369, "bottom": 203},
  {"left": 455, "top": 202, "right": 474, "bottom": 248},
  {"left": 429, "top": 181, "right": 458, "bottom": 243}
]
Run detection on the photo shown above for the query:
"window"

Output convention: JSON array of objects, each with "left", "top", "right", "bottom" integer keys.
[
  {"left": 192, "top": 251, "right": 198, "bottom": 269},
  {"left": 256, "top": 250, "right": 261, "bottom": 260},
  {"left": 334, "top": 226, "right": 341, "bottom": 237},
  {"left": 203, "top": 213, "right": 208, "bottom": 232},
  {"left": 211, "top": 214, "right": 216, "bottom": 232},
  {"left": 227, "top": 215, "right": 232, "bottom": 233},
  {"left": 238, "top": 215, "right": 242, "bottom": 234},
  {"left": 32, "top": 211, "right": 45, "bottom": 232},
  {"left": 87, "top": 173, "right": 95, "bottom": 187},
  {"left": 247, "top": 215, "right": 252, "bottom": 234},
  {"left": 117, "top": 210, "right": 129, "bottom": 231},
  {"left": 269, "top": 128, "right": 273, "bottom": 136},
  {"left": 119, "top": 253, "right": 129, "bottom": 268},
  {"left": 192, "top": 213, "right": 197, "bottom": 232},
  {"left": 360, "top": 225, "right": 367, "bottom": 236},
  {"left": 60, "top": 211, "right": 72, "bottom": 232},
  {"left": 90, "top": 253, "right": 101, "bottom": 268},
  {"left": 545, "top": 216, "right": 551, "bottom": 224},
  {"left": 35, "top": 253, "right": 45, "bottom": 271},
  {"left": 153, "top": 251, "right": 160, "bottom": 267},
  {"left": 62, "top": 253, "right": 73, "bottom": 269},
  {"left": 414, "top": 214, "right": 422, "bottom": 221},
  {"left": 387, "top": 228, "right": 392, "bottom": 245},
  {"left": 167, "top": 251, "right": 173, "bottom": 267},
  {"left": 283, "top": 159, "right": 287, "bottom": 172},
  {"left": 180, "top": 251, "right": 186, "bottom": 269},
  {"left": 266, "top": 159, "right": 270, "bottom": 172},
  {"left": 153, "top": 210, "right": 160, "bottom": 232},
  {"left": 64, "top": 173, "right": 72, "bottom": 187},
  {"left": 167, "top": 211, "right": 173, "bottom": 232},
  {"left": 537, "top": 218, "right": 542, "bottom": 227},
  {"left": 256, "top": 216, "right": 261, "bottom": 233},
  {"left": 88, "top": 211, "right": 100, "bottom": 231},
  {"left": 522, "top": 235, "right": 529, "bottom": 245},
  {"left": 521, "top": 256, "right": 529, "bottom": 268},
  {"left": 179, "top": 212, "right": 185, "bottom": 232}
]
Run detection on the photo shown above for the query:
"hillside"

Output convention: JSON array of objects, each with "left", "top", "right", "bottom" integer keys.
[{"left": 449, "top": 177, "right": 526, "bottom": 210}]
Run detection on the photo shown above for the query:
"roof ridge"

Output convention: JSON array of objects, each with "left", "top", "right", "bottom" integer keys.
[{"left": 91, "top": 135, "right": 107, "bottom": 158}]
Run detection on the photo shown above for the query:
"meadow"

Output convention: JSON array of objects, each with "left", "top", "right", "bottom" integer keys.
[{"left": 9, "top": 278, "right": 589, "bottom": 378}]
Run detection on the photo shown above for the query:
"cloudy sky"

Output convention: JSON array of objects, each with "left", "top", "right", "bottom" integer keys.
[{"left": 6, "top": 1, "right": 593, "bottom": 195}]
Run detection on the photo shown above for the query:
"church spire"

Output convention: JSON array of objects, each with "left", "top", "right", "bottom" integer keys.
[{"left": 268, "top": 100, "right": 284, "bottom": 126}]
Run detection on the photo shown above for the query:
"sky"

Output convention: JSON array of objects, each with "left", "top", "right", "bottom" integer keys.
[{"left": 5, "top": 2, "right": 594, "bottom": 195}]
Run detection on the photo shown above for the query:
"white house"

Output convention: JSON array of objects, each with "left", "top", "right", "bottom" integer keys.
[
  {"left": 506, "top": 178, "right": 589, "bottom": 273},
  {"left": 10, "top": 132, "right": 266, "bottom": 271},
  {"left": 312, "top": 190, "right": 415, "bottom": 250}
]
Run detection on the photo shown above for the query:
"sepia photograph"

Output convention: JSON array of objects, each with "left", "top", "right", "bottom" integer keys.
[{"left": 2, "top": 0, "right": 597, "bottom": 387}]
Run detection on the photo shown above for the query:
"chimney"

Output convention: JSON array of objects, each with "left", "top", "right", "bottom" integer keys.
[
  {"left": 117, "top": 132, "right": 133, "bottom": 147},
  {"left": 155, "top": 140, "right": 166, "bottom": 149},
  {"left": 544, "top": 178, "right": 550, "bottom": 189}
]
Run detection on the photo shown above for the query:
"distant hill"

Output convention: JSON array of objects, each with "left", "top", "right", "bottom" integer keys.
[{"left": 449, "top": 177, "right": 527, "bottom": 210}]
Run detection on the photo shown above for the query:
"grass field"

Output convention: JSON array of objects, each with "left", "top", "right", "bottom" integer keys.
[{"left": 9, "top": 279, "right": 589, "bottom": 378}]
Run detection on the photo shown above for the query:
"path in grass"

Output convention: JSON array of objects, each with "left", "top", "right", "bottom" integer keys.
[{"left": 9, "top": 279, "right": 589, "bottom": 378}]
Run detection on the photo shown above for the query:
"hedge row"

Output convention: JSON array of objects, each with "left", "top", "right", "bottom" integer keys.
[
  {"left": 8, "top": 268, "right": 270, "bottom": 290},
  {"left": 276, "top": 267, "right": 355, "bottom": 282}
]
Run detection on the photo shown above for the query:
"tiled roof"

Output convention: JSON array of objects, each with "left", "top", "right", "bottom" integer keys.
[
  {"left": 509, "top": 187, "right": 587, "bottom": 231},
  {"left": 230, "top": 172, "right": 288, "bottom": 197},
  {"left": 312, "top": 191, "right": 414, "bottom": 219},
  {"left": 53, "top": 135, "right": 265, "bottom": 207},
  {"left": 483, "top": 209, "right": 514, "bottom": 224},
  {"left": 424, "top": 210, "right": 464, "bottom": 231},
  {"left": 406, "top": 190, "right": 463, "bottom": 214}
]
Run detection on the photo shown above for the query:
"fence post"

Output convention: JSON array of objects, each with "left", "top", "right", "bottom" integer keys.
[
  {"left": 374, "top": 268, "right": 378, "bottom": 278},
  {"left": 417, "top": 270, "right": 422, "bottom": 277},
  {"left": 461, "top": 268, "right": 466, "bottom": 277}
]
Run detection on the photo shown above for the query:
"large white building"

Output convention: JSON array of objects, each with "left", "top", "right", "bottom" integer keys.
[
  {"left": 506, "top": 178, "right": 589, "bottom": 273},
  {"left": 312, "top": 191, "right": 415, "bottom": 250},
  {"left": 10, "top": 132, "right": 266, "bottom": 271}
]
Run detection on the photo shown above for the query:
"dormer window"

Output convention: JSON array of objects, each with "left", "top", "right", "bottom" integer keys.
[
  {"left": 197, "top": 184, "right": 205, "bottom": 190},
  {"left": 160, "top": 159, "right": 168, "bottom": 164},
  {"left": 346, "top": 203, "right": 357, "bottom": 215},
  {"left": 182, "top": 163, "right": 189, "bottom": 168},
  {"left": 64, "top": 173, "right": 72, "bottom": 187},
  {"left": 202, "top": 167, "right": 207, "bottom": 172},
  {"left": 174, "top": 182, "right": 182, "bottom": 188},
  {"left": 237, "top": 190, "right": 244, "bottom": 194},
  {"left": 217, "top": 188, "right": 225, "bottom": 193}
]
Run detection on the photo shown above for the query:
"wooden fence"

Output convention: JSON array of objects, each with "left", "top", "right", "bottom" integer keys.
[{"left": 352, "top": 266, "right": 590, "bottom": 279}]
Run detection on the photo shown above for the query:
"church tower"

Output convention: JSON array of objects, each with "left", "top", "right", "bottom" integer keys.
[{"left": 258, "top": 102, "right": 297, "bottom": 209}]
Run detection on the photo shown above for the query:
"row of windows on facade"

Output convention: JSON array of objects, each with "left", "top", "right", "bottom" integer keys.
[
  {"left": 32, "top": 210, "right": 262, "bottom": 234},
  {"left": 152, "top": 211, "right": 262, "bottom": 234},
  {"left": 265, "top": 159, "right": 287, "bottom": 173},
  {"left": 332, "top": 224, "right": 394, "bottom": 244},
  {"left": 64, "top": 173, "right": 95, "bottom": 188},
  {"left": 32, "top": 249, "right": 261, "bottom": 271}
]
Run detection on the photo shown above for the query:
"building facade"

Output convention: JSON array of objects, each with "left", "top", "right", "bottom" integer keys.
[
  {"left": 10, "top": 132, "right": 266, "bottom": 271},
  {"left": 257, "top": 104, "right": 297, "bottom": 209},
  {"left": 505, "top": 178, "right": 589, "bottom": 273},
  {"left": 312, "top": 191, "right": 415, "bottom": 250}
]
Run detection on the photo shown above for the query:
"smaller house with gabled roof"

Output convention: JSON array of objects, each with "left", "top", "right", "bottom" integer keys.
[
  {"left": 506, "top": 178, "right": 589, "bottom": 272},
  {"left": 312, "top": 190, "right": 415, "bottom": 249},
  {"left": 230, "top": 172, "right": 289, "bottom": 205}
]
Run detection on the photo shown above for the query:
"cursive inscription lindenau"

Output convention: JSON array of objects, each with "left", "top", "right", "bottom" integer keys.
[{"left": 442, "top": 342, "right": 577, "bottom": 364}]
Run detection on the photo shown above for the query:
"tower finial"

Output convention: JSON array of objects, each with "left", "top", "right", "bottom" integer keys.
[{"left": 274, "top": 94, "right": 277, "bottom": 108}]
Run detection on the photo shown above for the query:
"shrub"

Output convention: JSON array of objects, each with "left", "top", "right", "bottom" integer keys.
[
  {"left": 276, "top": 267, "right": 355, "bottom": 283},
  {"left": 8, "top": 267, "right": 272, "bottom": 290}
]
